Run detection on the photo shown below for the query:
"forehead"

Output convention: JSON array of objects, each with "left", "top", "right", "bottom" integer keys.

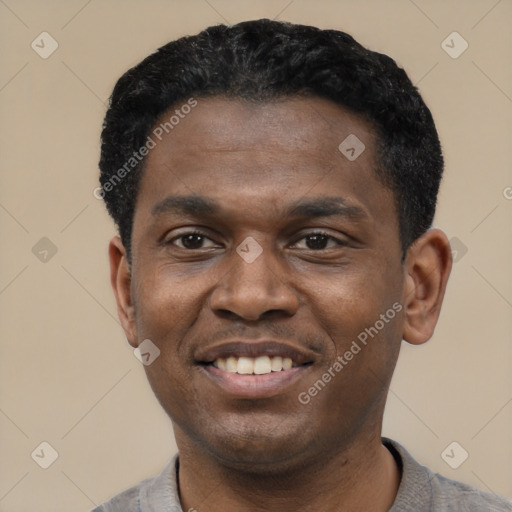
[
  {"left": 134, "top": 96, "right": 396, "bottom": 233},
  {"left": 147, "top": 96, "right": 375, "bottom": 168}
]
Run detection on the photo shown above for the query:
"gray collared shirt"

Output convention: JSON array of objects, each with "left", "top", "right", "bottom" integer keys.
[{"left": 91, "top": 438, "right": 512, "bottom": 511}]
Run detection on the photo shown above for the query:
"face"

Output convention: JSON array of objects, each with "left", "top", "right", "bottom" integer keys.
[{"left": 115, "top": 96, "right": 411, "bottom": 472}]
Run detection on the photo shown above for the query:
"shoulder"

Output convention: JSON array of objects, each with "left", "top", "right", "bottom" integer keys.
[
  {"left": 384, "top": 438, "right": 512, "bottom": 512},
  {"left": 429, "top": 471, "right": 512, "bottom": 511},
  {"left": 90, "top": 456, "right": 181, "bottom": 512},
  {"left": 90, "top": 483, "right": 140, "bottom": 512}
]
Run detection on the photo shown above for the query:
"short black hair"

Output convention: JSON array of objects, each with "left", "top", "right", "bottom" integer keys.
[{"left": 99, "top": 19, "right": 443, "bottom": 261}]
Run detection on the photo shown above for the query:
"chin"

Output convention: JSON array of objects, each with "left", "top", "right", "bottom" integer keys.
[
  {"left": 191, "top": 416, "right": 318, "bottom": 475},
  {"left": 208, "top": 442, "right": 310, "bottom": 475}
]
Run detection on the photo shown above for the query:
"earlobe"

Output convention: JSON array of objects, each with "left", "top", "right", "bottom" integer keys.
[
  {"left": 109, "top": 236, "right": 138, "bottom": 347},
  {"left": 401, "top": 229, "right": 452, "bottom": 346}
]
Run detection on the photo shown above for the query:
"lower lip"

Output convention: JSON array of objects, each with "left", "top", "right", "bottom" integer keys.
[{"left": 200, "top": 365, "right": 311, "bottom": 399}]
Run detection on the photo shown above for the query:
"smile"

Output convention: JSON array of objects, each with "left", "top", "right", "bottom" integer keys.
[
  {"left": 196, "top": 340, "right": 316, "bottom": 398},
  {"left": 211, "top": 355, "right": 297, "bottom": 375},
  {"left": 201, "top": 364, "right": 311, "bottom": 399}
]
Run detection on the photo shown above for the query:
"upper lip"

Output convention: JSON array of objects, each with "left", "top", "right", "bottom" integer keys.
[{"left": 195, "top": 339, "right": 317, "bottom": 366}]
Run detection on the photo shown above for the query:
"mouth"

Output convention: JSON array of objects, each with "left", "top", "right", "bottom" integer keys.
[
  {"left": 209, "top": 355, "right": 300, "bottom": 374},
  {"left": 195, "top": 340, "right": 315, "bottom": 398}
]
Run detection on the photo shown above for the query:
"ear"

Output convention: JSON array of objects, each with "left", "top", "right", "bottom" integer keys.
[
  {"left": 109, "top": 236, "right": 138, "bottom": 347},
  {"left": 402, "top": 228, "right": 452, "bottom": 345}
]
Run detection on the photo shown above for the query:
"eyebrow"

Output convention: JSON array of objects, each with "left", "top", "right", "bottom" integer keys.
[
  {"left": 152, "top": 195, "right": 219, "bottom": 216},
  {"left": 151, "top": 194, "right": 366, "bottom": 221},
  {"left": 285, "top": 197, "right": 366, "bottom": 220}
]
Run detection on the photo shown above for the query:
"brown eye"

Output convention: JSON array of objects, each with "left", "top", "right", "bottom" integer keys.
[
  {"left": 292, "top": 232, "right": 343, "bottom": 251},
  {"left": 304, "top": 234, "right": 330, "bottom": 250},
  {"left": 168, "top": 231, "right": 219, "bottom": 249},
  {"left": 179, "top": 234, "right": 205, "bottom": 249}
]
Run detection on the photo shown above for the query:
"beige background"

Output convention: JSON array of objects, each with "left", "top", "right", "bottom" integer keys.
[{"left": 1, "top": 0, "right": 511, "bottom": 510}]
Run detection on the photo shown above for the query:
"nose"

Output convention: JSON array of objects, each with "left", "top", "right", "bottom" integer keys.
[{"left": 209, "top": 244, "right": 300, "bottom": 321}]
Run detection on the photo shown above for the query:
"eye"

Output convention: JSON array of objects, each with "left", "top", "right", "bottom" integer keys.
[
  {"left": 168, "top": 231, "right": 219, "bottom": 250},
  {"left": 292, "top": 232, "right": 344, "bottom": 250}
]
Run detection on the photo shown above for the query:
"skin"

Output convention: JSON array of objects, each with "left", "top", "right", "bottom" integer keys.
[{"left": 109, "top": 96, "right": 452, "bottom": 511}]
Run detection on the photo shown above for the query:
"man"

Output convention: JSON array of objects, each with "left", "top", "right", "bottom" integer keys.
[{"left": 93, "top": 19, "right": 511, "bottom": 512}]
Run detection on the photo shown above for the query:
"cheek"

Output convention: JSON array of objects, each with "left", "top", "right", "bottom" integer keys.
[
  {"left": 134, "top": 265, "right": 206, "bottom": 344},
  {"left": 134, "top": 270, "right": 205, "bottom": 412},
  {"left": 304, "top": 264, "right": 403, "bottom": 383},
  {"left": 142, "top": 360, "right": 204, "bottom": 433},
  {"left": 298, "top": 273, "right": 403, "bottom": 437},
  {"left": 132, "top": 265, "right": 217, "bottom": 396},
  {"left": 307, "top": 268, "right": 389, "bottom": 338}
]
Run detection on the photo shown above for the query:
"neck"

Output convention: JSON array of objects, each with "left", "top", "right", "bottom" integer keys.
[{"left": 176, "top": 432, "right": 401, "bottom": 512}]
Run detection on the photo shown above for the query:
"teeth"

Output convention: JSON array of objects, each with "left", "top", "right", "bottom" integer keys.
[
  {"left": 237, "top": 357, "right": 254, "bottom": 374},
  {"left": 254, "top": 356, "right": 271, "bottom": 374},
  {"left": 271, "top": 356, "right": 283, "bottom": 371},
  {"left": 212, "top": 356, "right": 296, "bottom": 375},
  {"left": 226, "top": 356, "right": 238, "bottom": 373},
  {"left": 282, "top": 357, "right": 292, "bottom": 370}
]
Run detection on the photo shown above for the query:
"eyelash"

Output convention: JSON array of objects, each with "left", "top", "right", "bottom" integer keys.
[{"left": 167, "top": 230, "right": 346, "bottom": 249}]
